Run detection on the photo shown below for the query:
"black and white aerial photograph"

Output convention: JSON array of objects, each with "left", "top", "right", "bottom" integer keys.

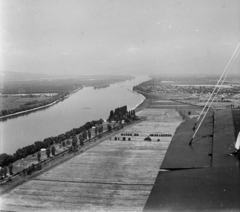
[{"left": 0, "top": 0, "right": 240, "bottom": 211}]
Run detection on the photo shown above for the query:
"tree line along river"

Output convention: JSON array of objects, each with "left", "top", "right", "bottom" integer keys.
[{"left": 0, "top": 75, "right": 149, "bottom": 154}]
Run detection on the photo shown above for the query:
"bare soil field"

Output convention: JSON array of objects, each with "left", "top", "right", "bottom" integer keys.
[{"left": 0, "top": 108, "right": 182, "bottom": 212}]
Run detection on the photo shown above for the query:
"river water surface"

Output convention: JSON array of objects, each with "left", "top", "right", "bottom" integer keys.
[{"left": 1, "top": 75, "right": 149, "bottom": 154}]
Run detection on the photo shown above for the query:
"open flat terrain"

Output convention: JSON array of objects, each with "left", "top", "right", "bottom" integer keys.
[
  {"left": 0, "top": 96, "right": 51, "bottom": 111},
  {"left": 0, "top": 108, "right": 182, "bottom": 212}
]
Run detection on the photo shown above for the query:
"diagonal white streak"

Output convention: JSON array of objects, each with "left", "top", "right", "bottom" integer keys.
[
  {"left": 190, "top": 43, "right": 240, "bottom": 143},
  {"left": 196, "top": 43, "right": 240, "bottom": 122}
]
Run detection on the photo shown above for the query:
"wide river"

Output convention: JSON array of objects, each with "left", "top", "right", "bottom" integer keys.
[{"left": 1, "top": 75, "right": 149, "bottom": 154}]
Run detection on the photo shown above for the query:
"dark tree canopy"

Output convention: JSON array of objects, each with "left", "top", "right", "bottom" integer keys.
[
  {"left": 110, "top": 110, "right": 114, "bottom": 118},
  {"left": 0, "top": 107, "right": 129, "bottom": 167},
  {"left": 95, "top": 126, "right": 98, "bottom": 136},
  {"left": 46, "top": 148, "right": 50, "bottom": 158},
  {"left": 8, "top": 163, "right": 13, "bottom": 175},
  {"left": 37, "top": 151, "right": 41, "bottom": 162},
  {"left": 72, "top": 139, "right": 77, "bottom": 148},
  {"left": 88, "top": 129, "right": 91, "bottom": 140},
  {"left": 51, "top": 145, "right": 56, "bottom": 156},
  {"left": 107, "top": 124, "right": 112, "bottom": 132}
]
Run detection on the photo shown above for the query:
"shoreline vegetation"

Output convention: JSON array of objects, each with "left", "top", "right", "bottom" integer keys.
[
  {"left": 0, "top": 75, "right": 134, "bottom": 119},
  {"left": 0, "top": 76, "right": 156, "bottom": 184},
  {"left": 0, "top": 87, "right": 82, "bottom": 119},
  {"left": 0, "top": 75, "right": 212, "bottom": 188},
  {"left": 0, "top": 105, "right": 138, "bottom": 182}
]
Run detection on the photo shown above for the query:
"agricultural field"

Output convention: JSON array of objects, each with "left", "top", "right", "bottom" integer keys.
[
  {"left": 0, "top": 96, "right": 51, "bottom": 111},
  {"left": 6, "top": 124, "right": 110, "bottom": 174},
  {"left": 0, "top": 108, "right": 183, "bottom": 211}
]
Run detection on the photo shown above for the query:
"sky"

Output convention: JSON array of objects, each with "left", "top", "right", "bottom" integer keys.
[{"left": 0, "top": 0, "right": 240, "bottom": 76}]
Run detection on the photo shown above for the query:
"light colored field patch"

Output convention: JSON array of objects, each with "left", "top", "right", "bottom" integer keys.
[{"left": 1, "top": 108, "right": 182, "bottom": 212}]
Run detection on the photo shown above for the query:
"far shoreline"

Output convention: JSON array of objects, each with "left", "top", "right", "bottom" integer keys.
[
  {"left": 133, "top": 89, "right": 167, "bottom": 112},
  {"left": 0, "top": 87, "right": 82, "bottom": 120}
]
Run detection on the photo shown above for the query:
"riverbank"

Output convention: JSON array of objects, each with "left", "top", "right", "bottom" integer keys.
[
  {"left": 1, "top": 75, "right": 148, "bottom": 155},
  {"left": 0, "top": 84, "right": 188, "bottom": 211},
  {"left": 1, "top": 85, "right": 145, "bottom": 121},
  {"left": 134, "top": 89, "right": 167, "bottom": 112},
  {"left": 134, "top": 89, "right": 177, "bottom": 100},
  {"left": 0, "top": 99, "right": 60, "bottom": 120},
  {"left": 0, "top": 87, "right": 82, "bottom": 120},
  {"left": 0, "top": 107, "right": 183, "bottom": 211},
  {"left": 0, "top": 117, "right": 143, "bottom": 194}
]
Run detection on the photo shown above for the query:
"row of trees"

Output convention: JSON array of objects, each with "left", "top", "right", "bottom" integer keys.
[
  {"left": 36, "top": 145, "right": 56, "bottom": 162},
  {"left": 0, "top": 105, "right": 135, "bottom": 174},
  {"left": 21, "top": 163, "right": 42, "bottom": 176},
  {"left": 0, "top": 119, "right": 104, "bottom": 168},
  {"left": 0, "top": 163, "right": 13, "bottom": 179},
  {"left": 108, "top": 105, "right": 136, "bottom": 123},
  {"left": 109, "top": 105, "right": 127, "bottom": 122}
]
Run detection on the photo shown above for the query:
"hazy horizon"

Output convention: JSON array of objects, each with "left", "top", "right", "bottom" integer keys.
[{"left": 1, "top": 0, "right": 240, "bottom": 76}]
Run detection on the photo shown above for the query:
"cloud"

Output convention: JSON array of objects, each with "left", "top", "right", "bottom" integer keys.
[{"left": 126, "top": 47, "right": 140, "bottom": 53}]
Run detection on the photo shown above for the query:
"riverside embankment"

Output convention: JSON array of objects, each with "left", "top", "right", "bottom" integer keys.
[
  {"left": 0, "top": 102, "right": 184, "bottom": 212},
  {"left": 0, "top": 87, "right": 82, "bottom": 120},
  {"left": 1, "top": 75, "right": 149, "bottom": 154}
]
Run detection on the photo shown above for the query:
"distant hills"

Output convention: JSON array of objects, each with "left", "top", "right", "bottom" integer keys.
[
  {"left": 0, "top": 71, "right": 133, "bottom": 82},
  {"left": 0, "top": 71, "right": 55, "bottom": 82},
  {"left": 0, "top": 71, "right": 133, "bottom": 94}
]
